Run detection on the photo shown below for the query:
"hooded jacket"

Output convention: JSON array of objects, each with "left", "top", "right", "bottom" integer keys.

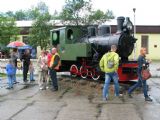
[{"left": 99, "top": 52, "right": 119, "bottom": 73}]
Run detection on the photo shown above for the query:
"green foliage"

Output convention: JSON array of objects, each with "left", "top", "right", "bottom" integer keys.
[
  {"left": 3, "top": 9, "right": 41, "bottom": 21},
  {"left": 29, "top": 2, "right": 52, "bottom": 49},
  {"left": 27, "top": 2, "right": 50, "bottom": 20},
  {"left": 88, "top": 9, "right": 115, "bottom": 24},
  {"left": 1, "top": 2, "right": 50, "bottom": 21},
  {"left": 58, "top": 0, "right": 92, "bottom": 25},
  {"left": 0, "top": 16, "right": 19, "bottom": 45},
  {"left": 0, "top": 1, "right": 52, "bottom": 49},
  {"left": 14, "top": 10, "right": 27, "bottom": 20},
  {"left": 5, "top": 11, "right": 15, "bottom": 18},
  {"left": 58, "top": 0, "right": 114, "bottom": 25}
]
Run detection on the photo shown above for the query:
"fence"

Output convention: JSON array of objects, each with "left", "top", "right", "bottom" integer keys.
[{"left": 0, "top": 59, "right": 38, "bottom": 75}]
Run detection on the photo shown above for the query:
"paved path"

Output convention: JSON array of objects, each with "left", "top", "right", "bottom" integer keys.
[{"left": 0, "top": 77, "right": 160, "bottom": 120}]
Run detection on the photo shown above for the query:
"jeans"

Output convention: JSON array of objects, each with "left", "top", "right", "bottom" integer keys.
[
  {"left": 103, "top": 72, "right": 119, "bottom": 98},
  {"left": 23, "top": 64, "right": 29, "bottom": 81},
  {"left": 13, "top": 67, "right": 17, "bottom": 82},
  {"left": 128, "top": 70, "right": 148, "bottom": 98},
  {"left": 50, "top": 69, "right": 58, "bottom": 89},
  {"left": 7, "top": 75, "right": 14, "bottom": 88},
  {"left": 30, "top": 72, "right": 34, "bottom": 81}
]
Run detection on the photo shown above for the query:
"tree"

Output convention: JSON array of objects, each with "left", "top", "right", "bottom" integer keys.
[
  {"left": 88, "top": 9, "right": 114, "bottom": 24},
  {"left": 51, "top": 10, "right": 59, "bottom": 19},
  {"left": 0, "top": 16, "right": 19, "bottom": 45},
  {"left": 29, "top": 2, "right": 52, "bottom": 49},
  {"left": 58, "top": 0, "right": 92, "bottom": 25},
  {"left": 58, "top": 0, "right": 114, "bottom": 25},
  {"left": 14, "top": 10, "right": 27, "bottom": 20},
  {"left": 2, "top": 3, "right": 49, "bottom": 21},
  {"left": 27, "top": 8, "right": 40, "bottom": 20},
  {"left": 27, "top": 2, "right": 49, "bottom": 20},
  {"left": 5, "top": 11, "right": 15, "bottom": 18}
]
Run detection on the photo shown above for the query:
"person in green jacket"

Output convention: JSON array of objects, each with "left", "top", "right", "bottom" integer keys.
[{"left": 99, "top": 45, "right": 120, "bottom": 101}]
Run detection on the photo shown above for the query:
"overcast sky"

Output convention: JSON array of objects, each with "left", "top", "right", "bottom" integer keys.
[{"left": 0, "top": 0, "right": 159, "bottom": 25}]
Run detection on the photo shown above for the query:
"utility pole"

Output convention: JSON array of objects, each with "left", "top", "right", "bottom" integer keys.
[{"left": 133, "top": 8, "right": 136, "bottom": 60}]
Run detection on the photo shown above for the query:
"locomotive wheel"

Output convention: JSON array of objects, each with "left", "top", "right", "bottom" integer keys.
[
  {"left": 70, "top": 64, "right": 78, "bottom": 77},
  {"left": 80, "top": 66, "right": 88, "bottom": 79},
  {"left": 91, "top": 68, "right": 100, "bottom": 81}
]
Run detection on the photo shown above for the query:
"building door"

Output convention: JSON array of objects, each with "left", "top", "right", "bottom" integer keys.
[
  {"left": 23, "top": 36, "right": 29, "bottom": 44},
  {"left": 141, "top": 35, "right": 149, "bottom": 53}
]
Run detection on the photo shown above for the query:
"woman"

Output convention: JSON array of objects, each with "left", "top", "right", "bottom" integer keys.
[
  {"left": 10, "top": 48, "right": 18, "bottom": 84},
  {"left": 128, "top": 48, "right": 152, "bottom": 102},
  {"left": 37, "top": 51, "right": 48, "bottom": 90}
]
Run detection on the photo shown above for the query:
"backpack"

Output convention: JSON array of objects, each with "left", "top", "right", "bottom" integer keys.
[{"left": 106, "top": 53, "right": 115, "bottom": 69}]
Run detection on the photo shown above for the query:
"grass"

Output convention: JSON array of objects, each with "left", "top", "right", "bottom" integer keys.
[
  {"left": 0, "top": 73, "right": 23, "bottom": 78},
  {"left": 0, "top": 73, "right": 6, "bottom": 77},
  {"left": 0, "top": 73, "right": 34, "bottom": 77}
]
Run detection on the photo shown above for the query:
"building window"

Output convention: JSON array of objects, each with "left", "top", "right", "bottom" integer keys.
[
  {"left": 67, "top": 29, "right": 73, "bottom": 40},
  {"left": 23, "top": 36, "right": 29, "bottom": 44},
  {"left": 141, "top": 35, "right": 149, "bottom": 53}
]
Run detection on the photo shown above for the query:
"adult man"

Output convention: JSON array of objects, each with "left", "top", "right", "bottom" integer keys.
[
  {"left": 20, "top": 49, "right": 31, "bottom": 82},
  {"left": 99, "top": 45, "right": 120, "bottom": 101},
  {"left": 49, "top": 48, "right": 60, "bottom": 91}
]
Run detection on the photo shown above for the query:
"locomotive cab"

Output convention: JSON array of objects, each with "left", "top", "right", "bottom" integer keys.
[{"left": 50, "top": 26, "right": 92, "bottom": 68}]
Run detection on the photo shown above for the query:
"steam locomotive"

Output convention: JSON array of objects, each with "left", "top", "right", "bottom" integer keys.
[{"left": 50, "top": 16, "right": 138, "bottom": 81}]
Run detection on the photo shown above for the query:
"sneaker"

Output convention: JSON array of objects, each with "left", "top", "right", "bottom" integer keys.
[
  {"left": 46, "top": 86, "right": 49, "bottom": 89},
  {"left": 128, "top": 94, "right": 133, "bottom": 98},
  {"left": 42, "top": 87, "right": 46, "bottom": 90},
  {"left": 39, "top": 87, "right": 43, "bottom": 90},
  {"left": 6, "top": 86, "right": 13, "bottom": 89},
  {"left": 51, "top": 88, "right": 58, "bottom": 92},
  {"left": 119, "top": 94, "right": 123, "bottom": 97},
  {"left": 30, "top": 80, "right": 35, "bottom": 83},
  {"left": 103, "top": 97, "right": 108, "bottom": 101},
  {"left": 13, "top": 81, "right": 18, "bottom": 84},
  {"left": 24, "top": 80, "right": 28, "bottom": 83},
  {"left": 30, "top": 79, "right": 35, "bottom": 82},
  {"left": 145, "top": 96, "right": 152, "bottom": 102}
]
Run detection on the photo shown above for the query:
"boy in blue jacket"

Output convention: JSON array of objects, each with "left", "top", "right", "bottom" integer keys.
[{"left": 6, "top": 59, "right": 15, "bottom": 89}]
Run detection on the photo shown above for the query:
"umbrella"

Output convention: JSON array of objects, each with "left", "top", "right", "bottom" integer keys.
[
  {"left": 7, "top": 41, "right": 26, "bottom": 48},
  {"left": 18, "top": 45, "right": 32, "bottom": 49}
]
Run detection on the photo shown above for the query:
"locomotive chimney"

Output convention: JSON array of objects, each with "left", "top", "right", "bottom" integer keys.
[{"left": 117, "top": 16, "right": 125, "bottom": 33}]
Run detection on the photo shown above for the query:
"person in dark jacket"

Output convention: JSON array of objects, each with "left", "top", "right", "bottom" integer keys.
[
  {"left": 49, "top": 48, "right": 60, "bottom": 91},
  {"left": 10, "top": 48, "right": 18, "bottom": 84},
  {"left": 20, "top": 49, "right": 31, "bottom": 82},
  {"left": 128, "top": 47, "right": 152, "bottom": 102}
]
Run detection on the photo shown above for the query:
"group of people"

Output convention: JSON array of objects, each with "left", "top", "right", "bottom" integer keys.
[
  {"left": 5, "top": 47, "right": 60, "bottom": 92},
  {"left": 4, "top": 44, "right": 153, "bottom": 102},
  {"left": 5, "top": 49, "right": 34, "bottom": 89},
  {"left": 100, "top": 45, "right": 152, "bottom": 102},
  {"left": 37, "top": 48, "right": 60, "bottom": 91}
]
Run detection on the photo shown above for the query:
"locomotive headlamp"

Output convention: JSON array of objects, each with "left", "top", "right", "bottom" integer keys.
[
  {"left": 52, "top": 32, "right": 58, "bottom": 41},
  {"left": 127, "top": 23, "right": 133, "bottom": 30},
  {"left": 70, "top": 34, "right": 74, "bottom": 40},
  {"left": 123, "top": 17, "right": 133, "bottom": 32}
]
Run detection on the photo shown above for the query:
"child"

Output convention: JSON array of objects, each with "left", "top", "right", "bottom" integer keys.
[
  {"left": 29, "top": 61, "right": 35, "bottom": 82},
  {"left": 6, "top": 59, "right": 15, "bottom": 89}
]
